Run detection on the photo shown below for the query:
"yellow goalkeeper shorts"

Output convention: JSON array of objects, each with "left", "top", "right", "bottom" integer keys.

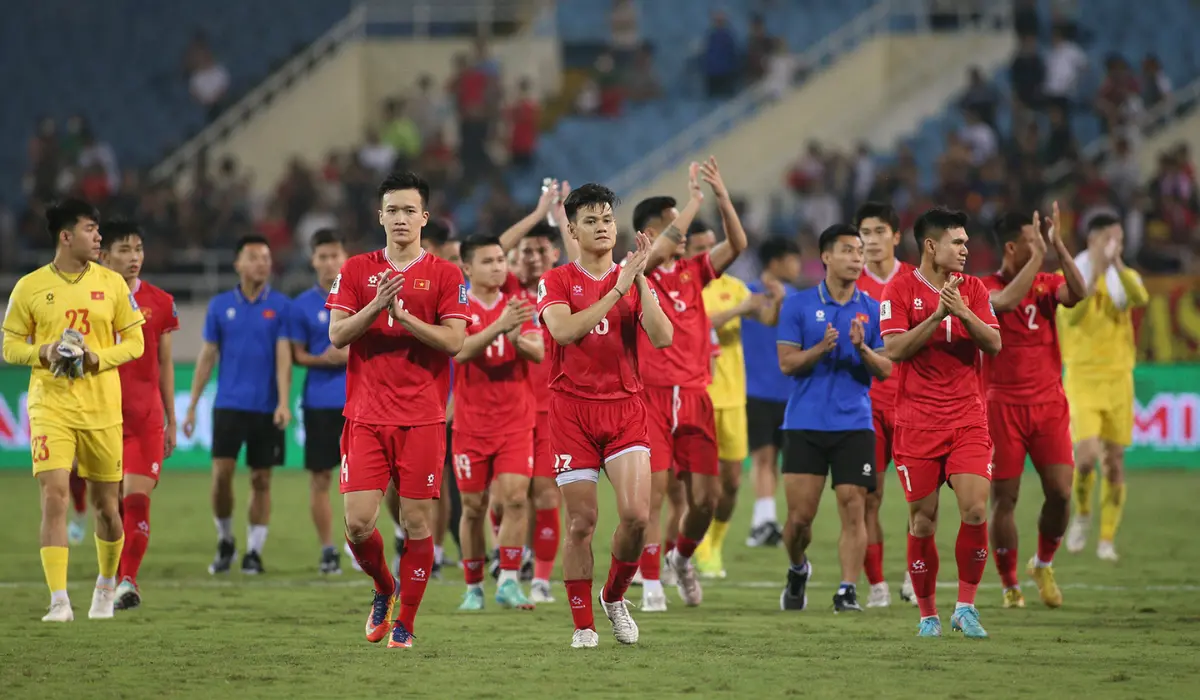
[
  {"left": 29, "top": 421, "right": 124, "bottom": 482},
  {"left": 714, "top": 405, "right": 749, "bottom": 463},
  {"left": 1066, "top": 374, "right": 1134, "bottom": 447}
]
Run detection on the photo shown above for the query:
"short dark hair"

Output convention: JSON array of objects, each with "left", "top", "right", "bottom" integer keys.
[
  {"left": 424, "top": 218, "right": 452, "bottom": 247},
  {"left": 46, "top": 198, "right": 100, "bottom": 244},
  {"left": 377, "top": 170, "right": 430, "bottom": 208},
  {"left": 854, "top": 201, "right": 900, "bottom": 232},
  {"left": 310, "top": 228, "right": 342, "bottom": 249},
  {"left": 758, "top": 237, "right": 801, "bottom": 268},
  {"left": 524, "top": 222, "right": 556, "bottom": 242},
  {"left": 913, "top": 207, "right": 969, "bottom": 245},
  {"left": 993, "top": 211, "right": 1033, "bottom": 246},
  {"left": 460, "top": 234, "right": 504, "bottom": 263},
  {"left": 235, "top": 234, "right": 271, "bottom": 257},
  {"left": 632, "top": 196, "right": 676, "bottom": 232},
  {"left": 563, "top": 183, "right": 619, "bottom": 222},
  {"left": 817, "top": 224, "right": 861, "bottom": 254},
  {"left": 687, "top": 218, "right": 713, "bottom": 237},
  {"left": 99, "top": 220, "right": 142, "bottom": 250},
  {"left": 1086, "top": 213, "right": 1121, "bottom": 233}
]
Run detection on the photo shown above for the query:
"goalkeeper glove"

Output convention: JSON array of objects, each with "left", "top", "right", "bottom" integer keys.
[{"left": 52, "top": 328, "right": 86, "bottom": 379}]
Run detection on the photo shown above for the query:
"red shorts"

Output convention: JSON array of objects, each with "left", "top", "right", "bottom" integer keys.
[
  {"left": 548, "top": 393, "right": 649, "bottom": 483},
  {"left": 987, "top": 398, "right": 1073, "bottom": 481},
  {"left": 641, "top": 386, "right": 719, "bottom": 476},
  {"left": 892, "top": 424, "right": 992, "bottom": 502},
  {"left": 339, "top": 420, "right": 446, "bottom": 499},
  {"left": 122, "top": 425, "right": 164, "bottom": 482},
  {"left": 451, "top": 428, "right": 534, "bottom": 493},
  {"left": 532, "top": 411, "right": 554, "bottom": 480},
  {"left": 871, "top": 404, "right": 896, "bottom": 472}
]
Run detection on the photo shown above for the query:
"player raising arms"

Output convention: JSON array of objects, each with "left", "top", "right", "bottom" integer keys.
[
  {"left": 983, "top": 206, "right": 1086, "bottom": 608},
  {"left": 537, "top": 184, "right": 673, "bottom": 648},
  {"left": 453, "top": 234, "right": 544, "bottom": 610},
  {"left": 99, "top": 222, "right": 180, "bottom": 611},
  {"left": 327, "top": 172, "right": 469, "bottom": 649},
  {"left": 880, "top": 207, "right": 1001, "bottom": 639},
  {"left": 633, "top": 158, "right": 747, "bottom": 610},
  {"left": 3, "top": 199, "right": 145, "bottom": 621},
  {"left": 853, "top": 202, "right": 917, "bottom": 608}
]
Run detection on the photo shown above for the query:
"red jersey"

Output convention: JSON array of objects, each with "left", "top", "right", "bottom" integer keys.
[
  {"left": 536, "top": 261, "right": 646, "bottom": 401},
  {"left": 326, "top": 249, "right": 470, "bottom": 426},
  {"left": 639, "top": 253, "right": 719, "bottom": 389},
  {"left": 980, "top": 271, "right": 1069, "bottom": 405},
  {"left": 856, "top": 260, "right": 915, "bottom": 412},
  {"left": 118, "top": 279, "right": 179, "bottom": 427},
  {"left": 454, "top": 291, "right": 537, "bottom": 436},
  {"left": 499, "top": 271, "right": 552, "bottom": 412},
  {"left": 880, "top": 269, "right": 1000, "bottom": 429}
]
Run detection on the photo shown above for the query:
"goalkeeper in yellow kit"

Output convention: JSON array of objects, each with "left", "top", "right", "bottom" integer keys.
[
  {"left": 1057, "top": 214, "right": 1148, "bottom": 562},
  {"left": 2, "top": 199, "right": 145, "bottom": 621}
]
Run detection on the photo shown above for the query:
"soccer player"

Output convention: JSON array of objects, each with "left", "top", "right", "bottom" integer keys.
[
  {"left": 1060, "top": 214, "right": 1148, "bottom": 561},
  {"left": 452, "top": 234, "right": 544, "bottom": 611},
  {"left": 537, "top": 184, "right": 673, "bottom": 648},
  {"left": 633, "top": 158, "right": 748, "bottom": 610},
  {"left": 880, "top": 207, "right": 1001, "bottom": 638},
  {"left": 327, "top": 171, "right": 469, "bottom": 649},
  {"left": 983, "top": 206, "right": 1086, "bottom": 608},
  {"left": 183, "top": 235, "right": 292, "bottom": 575},
  {"left": 853, "top": 202, "right": 917, "bottom": 607},
  {"left": 99, "top": 221, "right": 180, "bottom": 611},
  {"left": 288, "top": 229, "right": 349, "bottom": 575},
  {"left": 776, "top": 224, "right": 892, "bottom": 612},
  {"left": 2, "top": 198, "right": 145, "bottom": 621},
  {"left": 742, "top": 239, "right": 795, "bottom": 546}
]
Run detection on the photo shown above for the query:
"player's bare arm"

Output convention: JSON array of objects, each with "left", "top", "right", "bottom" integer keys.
[
  {"left": 708, "top": 294, "right": 761, "bottom": 329},
  {"left": 636, "top": 273, "right": 673, "bottom": 349},
  {"left": 273, "top": 338, "right": 292, "bottom": 428},
  {"left": 699, "top": 157, "right": 748, "bottom": 274},
  {"left": 550, "top": 181, "right": 582, "bottom": 262},
  {"left": 883, "top": 296, "right": 949, "bottom": 361},
  {"left": 645, "top": 163, "right": 704, "bottom": 271},
  {"left": 511, "top": 326, "right": 545, "bottom": 363},
  {"left": 990, "top": 211, "right": 1048, "bottom": 312},
  {"left": 1046, "top": 202, "right": 1087, "bottom": 306},
  {"left": 158, "top": 330, "right": 178, "bottom": 458},
  {"left": 850, "top": 317, "right": 892, "bottom": 380},
  {"left": 391, "top": 301, "right": 467, "bottom": 356},
  {"left": 455, "top": 298, "right": 535, "bottom": 362},
  {"left": 499, "top": 181, "right": 561, "bottom": 252},
  {"left": 754, "top": 276, "right": 786, "bottom": 326},
  {"left": 327, "top": 270, "right": 404, "bottom": 348},
  {"left": 778, "top": 323, "right": 838, "bottom": 375},
  {"left": 541, "top": 238, "right": 646, "bottom": 345},
  {"left": 941, "top": 279, "right": 1002, "bottom": 356},
  {"left": 292, "top": 340, "right": 347, "bottom": 367},
  {"left": 183, "top": 341, "right": 220, "bottom": 438},
  {"left": 1111, "top": 244, "right": 1150, "bottom": 308}
]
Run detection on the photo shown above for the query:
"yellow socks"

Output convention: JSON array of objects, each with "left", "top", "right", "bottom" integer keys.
[
  {"left": 1072, "top": 469, "right": 1098, "bottom": 517},
  {"left": 40, "top": 546, "right": 69, "bottom": 595},
  {"left": 1099, "top": 479, "right": 1126, "bottom": 542},
  {"left": 708, "top": 519, "right": 730, "bottom": 553},
  {"left": 95, "top": 535, "right": 125, "bottom": 582}
]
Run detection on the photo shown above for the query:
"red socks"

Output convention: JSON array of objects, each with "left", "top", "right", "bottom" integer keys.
[
  {"left": 993, "top": 547, "right": 1019, "bottom": 588},
  {"left": 663, "top": 538, "right": 676, "bottom": 557},
  {"left": 117, "top": 493, "right": 150, "bottom": 582},
  {"left": 347, "top": 529, "right": 395, "bottom": 597},
  {"left": 463, "top": 558, "right": 485, "bottom": 585},
  {"left": 907, "top": 533, "right": 939, "bottom": 618},
  {"left": 69, "top": 471, "right": 87, "bottom": 515},
  {"left": 565, "top": 579, "right": 594, "bottom": 631},
  {"left": 601, "top": 554, "right": 639, "bottom": 603},
  {"left": 639, "top": 543, "right": 661, "bottom": 581},
  {"left": 499, "top": 546, "right": 523, "bottom": 572},
  {"left": 488, "top": 508, "right": 502, "bottom": 542},
  {"left": 955, "top": 522, "right": 989, "bottom": 606},
  {"left": 1036, "top": 530, "right": 1061, "bottom": 565},
  {"left": 532, "top": 508, "right": 559, "bottom": 580},
  {"left": 675, "top": 535, "right": 700, "bottom": 560},
  {"left": 397, "top": 536, "right": 433, "bottom": 633},
  {"left": 864, "top": 542, "right": 884, "bottom": 585}
]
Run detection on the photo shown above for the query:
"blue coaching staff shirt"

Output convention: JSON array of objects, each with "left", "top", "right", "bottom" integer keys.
[
  {"left": 204, "top": 285, "right": 292, "bottom": 412},
  {"left": 776, "top": 282, "right": 883, "bottom": 431},
  {"left": 288, "top": 286, "right": 346, "bottom": 410}
]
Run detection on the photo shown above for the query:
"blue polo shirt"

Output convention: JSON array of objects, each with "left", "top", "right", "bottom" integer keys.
[
  {"left": 776, "top": 282, "right": 883, "bottom": 432},
  {"left": 742, "top": 281, "right": 796, "bottom": 402},
  {"left": 287, "top": 286, "right": 346, "bottom": 410},
  {"left": 203, "top": 285, "right": 292, "bottom": 413}
]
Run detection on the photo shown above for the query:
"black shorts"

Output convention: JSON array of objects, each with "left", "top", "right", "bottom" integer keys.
[
  {"left": 303, "top": 408, "right": 345, "bottom": 471},
  {"left": 211, "top": 408, "right": 285, "bottom": 469},
  {"left": 746, "top": 397, "right": 787, "bottom": 452},
  {"left": 782, "top": 429, "right": 877, "bottom": 491}
]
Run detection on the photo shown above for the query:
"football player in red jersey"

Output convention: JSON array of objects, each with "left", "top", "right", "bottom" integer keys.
[
  {"left": 452, "top": 235, "right": 543, "bottom": 611},
  {"left": 983, "top": 205, "right": 1086, "bottom": 609},
  {"left": 99, "top": 221, "right": 180, "bottom": 611},
  {"left": 630, "top": 158, "right": 747, "bottom": 611},
  {"left": 880, "top": 207, "right": 1001, "bottom": 639},
  {"left": 537, "top": 183, "right": 673, "bottom": 649},
  {"left": 327, "top": 172, "right": 470, "bottom": 649},
  {"left": 853, "top": 202, "right": 917, "bottom": 608}
]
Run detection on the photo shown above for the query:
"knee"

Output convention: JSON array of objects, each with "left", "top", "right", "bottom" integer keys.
[
  {"left": 786, "top": 509, "right": 813, "bottom": 533},
  {"left": 1102, "top": 454, "right": 1125, "bottom": 483},
  {"left": 531, "top": 481, "right": 559, "bottom": 511},
  {"left": 249, "top": 469, "right": 272, "bottom": 492},
  {"left": 344, "top": 510, "right": 376, "bottom": 542},
  {"left": 990, "top": 487, "right": 1018, "bottom": 515},
  {"left": 909, "top": 510, "right": 936, "bottom": 537},
  {"left": 618, "top": 504, "right": 650, "bottom": 539},
  {"left": 501, "top": 487, "right": 529, "bottom": 513},
  {"left": 310, "top": 472, "right": 331, "bottom": 493},
  {"left": 837, "top": 493, "right": 867, "bottom": 522},
  {"left": 960, "top": 499, "right": 988, "bottom": 526},
  {"left": 567, "top": 509, "right": 598, "bottom": 543}
]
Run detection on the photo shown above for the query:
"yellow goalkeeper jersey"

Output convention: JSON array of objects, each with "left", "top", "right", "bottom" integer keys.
[
  {"left": 703, "top": 275, "right": 750, "bottom": 409},
  {"left": 2, "top": 263, "right": 145, "bottom": 429},
  {"left": 1057, "top": 266, "right": 1148, "bottom": 380}
]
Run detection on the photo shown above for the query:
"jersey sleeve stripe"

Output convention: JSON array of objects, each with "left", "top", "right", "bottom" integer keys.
[
  {"left": 326, "top": 303, "right": 356, "bottom": 313},
  {"left": 880, "top": 328, "right": 906, "bottom": 335},
  {"left": 987, "top": 323, "right": 1000, "bottom": 329},
  {"left": 539, "top": 301, "right": 569, "bottom": 310},
  {"left": 776, "top": 340, "right": 804, "bottom": 347},
  {"left": 117, "top": 318, "right": 147, "bottom": 333},
  {"left": 441, "top": 313, "right": 472, "bottom": 321}
]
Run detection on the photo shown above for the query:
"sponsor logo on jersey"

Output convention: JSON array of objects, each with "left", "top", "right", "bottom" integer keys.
[
  {"left": 458, "top": 284, "right": 468, "bottom": 304},
  {"left": 330, "top": 274, "right": 341, "bottom": 295},
  {"left": 880, "top": 300, "right": 891, "bottom": 320},
  {"left": 128, "top": 293, "right": 139, "bottom": 311}
]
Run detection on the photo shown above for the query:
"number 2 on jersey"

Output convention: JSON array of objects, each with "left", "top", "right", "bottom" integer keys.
[
  {"left": 1022, "top": 303, "right": 1040, "bottom": 330},
  {"left": 65, "top": 308, "right": 91, "bottom": 335}
]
